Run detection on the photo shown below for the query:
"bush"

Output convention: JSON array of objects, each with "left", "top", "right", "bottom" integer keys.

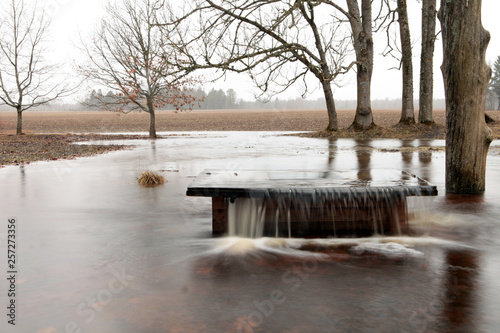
[{"left": 138, "top": 170, "right": 166, "bottom": 187}]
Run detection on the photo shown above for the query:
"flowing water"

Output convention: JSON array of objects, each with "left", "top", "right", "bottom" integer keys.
[
  {"left": 226, "top": 187, "right": 414, "bottom": 239},
  {"left": 1, "top": 132, "right": 500, "bottom": 332},
  {"left": 190, "top": 159, "right": 437, "bottom": 238}
]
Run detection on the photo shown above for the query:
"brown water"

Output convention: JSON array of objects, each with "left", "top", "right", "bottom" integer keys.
[{"left": 1, "top": 132, "right": 500, "bottom": 333}]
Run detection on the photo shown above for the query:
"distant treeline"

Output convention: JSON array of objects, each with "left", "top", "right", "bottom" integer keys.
[
  {"left": 79, "top": 88, "right": 239, "bottom": 111},
  {"left": 2, "top": 87, "right": 499, "bottom": 111}
]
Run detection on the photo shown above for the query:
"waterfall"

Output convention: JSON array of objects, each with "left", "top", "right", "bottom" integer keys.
[{"left": 226, "top": 188, "right": 425, "bottom": 238}]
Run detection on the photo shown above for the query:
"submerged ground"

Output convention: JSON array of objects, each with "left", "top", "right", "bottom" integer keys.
[
  {"left": 1, "top": 109, "right": 499, "bottom": 167},
  {"left": 1, "top": 128, "right": 500, "bottom": 332},
  {"left": 1, "top": 110, "right": 500, "bottom": 332}
]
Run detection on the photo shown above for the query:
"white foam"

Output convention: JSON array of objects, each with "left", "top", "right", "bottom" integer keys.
[
  {"left": 209, "top": 235, "right": 467, "bottom": 258},
  {"left": 211, "top": 236, "right": 327, "bottom": 258},
  {"left": 350, "top": 242, "right": 424, "bottom": 258}
]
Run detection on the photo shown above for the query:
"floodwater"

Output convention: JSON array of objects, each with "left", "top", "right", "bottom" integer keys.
[{"left": 1, "top": 132, "right": 500, "bottom": 333}]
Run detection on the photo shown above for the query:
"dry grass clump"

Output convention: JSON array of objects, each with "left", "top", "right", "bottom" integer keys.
[{"left": 138, "top": 170, "right": 166, "bottom": 187}]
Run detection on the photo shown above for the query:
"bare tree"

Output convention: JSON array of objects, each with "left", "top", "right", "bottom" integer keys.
[
  {"left": 343, "top": 0, "right": 375, "bottom": 130},
  {"left": 0, "top": 0, "right": 73, "bottom": 135},
  {"left": 320, "top": 0, "right": 376, "bottom": 130},
  {"left": 396, "top": 0, "right": 415, "bottom": 124},
  {"left": 164, "top": 0, "right": 355, "bottom": 132},
  {"left": 320, "top": 0, "right": 375, "bottom": 130},
  {"left": 439, "top": 0, "right": 493, "bottom": 194},
  {"left": 419, "top": 0, "right": 437, "bottom": 124},
  {"left": 380, "top": 0, "right": 415, "bottom": 124},
  {"left": 79, "top": 0, "right": 201, "bottom": 138}
]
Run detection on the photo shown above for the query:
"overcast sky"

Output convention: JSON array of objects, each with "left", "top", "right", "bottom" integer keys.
[{"left": 38, "top": 0, "right": 500, "bottom": 102}]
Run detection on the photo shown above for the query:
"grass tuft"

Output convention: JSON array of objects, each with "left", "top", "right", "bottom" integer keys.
[{"left": 138, "top": 170, "right": 166, "bottom": 187}]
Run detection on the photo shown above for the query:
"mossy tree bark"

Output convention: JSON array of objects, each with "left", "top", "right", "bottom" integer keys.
[
  {"left": 438, "top": 0, "right": 493, "bottom": 194},
  {"left": 419, "top": 0, "right": 437, "bottom": 124}
]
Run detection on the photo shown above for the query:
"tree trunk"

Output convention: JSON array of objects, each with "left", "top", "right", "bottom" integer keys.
[
  {"left": 300, "top": 1, "right": 339, "bottom": 132},
  {"left": 16, "top": 107, "right": 23, "bottom": 135},
  {"left": 351, "top": 54, "right": 374, "bottom": 130},
  {"left": 439, "top": 0, "right": 493, "bottom": 194},
  {"left": 149, "top": 111, "right": 157, "bottom": 138},
  {"left": 146, "top": 97, "right": 157, "bottom": 138},
  {"left": 419, "top": 0, "right": 437, "bottom": 124},
  {"left": 323, "top": 81, "right": 338, "bottom": 131},
  {"left": 397, "top": 0, "right": 415, "bottom": 124},
  {"left": 347, "top": 0, "right": 375, "bottom": 130}
]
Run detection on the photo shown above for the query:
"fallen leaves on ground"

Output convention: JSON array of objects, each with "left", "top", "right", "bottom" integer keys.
[{"left": 0, "top": 133, "right": 146, "bottom": 167}]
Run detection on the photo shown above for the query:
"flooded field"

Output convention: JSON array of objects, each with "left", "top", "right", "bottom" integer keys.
[{"left": 1, "top": 132, "right": 500, "bottom": 332}]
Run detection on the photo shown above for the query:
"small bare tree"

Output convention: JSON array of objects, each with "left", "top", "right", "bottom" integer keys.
[
  {"left": 0, "top": 0, "right": 73, "bottom": 135},
  {"left": 79, "top": 0, "right": 201, "bottom": 138},
  {"left": 164, "top": 0, "right": 355, "bottom": 131}
]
